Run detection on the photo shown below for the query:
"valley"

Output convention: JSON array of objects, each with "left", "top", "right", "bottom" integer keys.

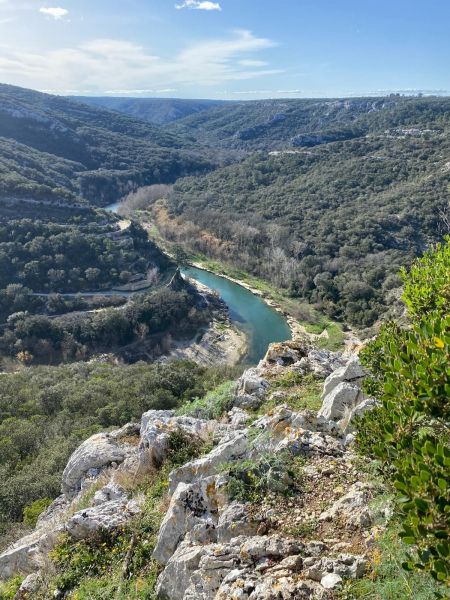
[{"left": 0, "top": 84, "right": 448, "bottom": 599}]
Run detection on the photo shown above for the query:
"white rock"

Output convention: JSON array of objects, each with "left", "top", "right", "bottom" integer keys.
[
  {"left": 318, "top": 382, "right": 362, "bottom": 421},
  {"left": 236, "top": 368, "right": 269, "bottom": 398},
  {"left": 319, "top": 482, "right": 373, "bottom": 528},
  {"left": 321, "top": 572, "right": 343, "bottom": 589},
  {"left": 139, "top": 410, "right": 216, "bottom": 467},
  {"left": 153, "top": 475, "right": 227, "bottom": 565},
  {"left": 65, "top": 498, "right": 141, "bottom": 540},
  {"left": 92, "top": 482, "right": 128, "bottom": 506},
  {"left": 322, "top": 357, "right": 366, "bottom": 398},
  {"left": 62, "top": 431, "right": 135, "bottom": 499},
  {"left": 168, "top": 431, "right": 248, "bottom": 495},
  {"left": 155, "top": 541, "right": 204, "bottom": 600}
]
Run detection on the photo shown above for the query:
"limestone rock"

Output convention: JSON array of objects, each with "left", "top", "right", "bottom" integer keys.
[
  {"left": 318, "top": 382, "right": 362, "bottom": 422},
  {"left": 139, "top": 410, "right": 216, "bottom": 467},
  {"left": 155, "top": 542, "right": 204, "bottom": 600},
  {"left": 93, "top": 482, "right": 128, "bottom": 506},
  {"left": 168, "top": 430, "right": 248, "bottom": 495},
  {"left": 153, "top": 475, "right": 227, "bottom": 565},
  {"left": 319, "top": 482, "right": 373, "bottom": 528},
  {"left": 227, "top": 407, "right": 251, "bottom": 429},
  {"left": 236, "top": 369, "right": 269, "bottom": 398},
  {"left": 292, "top": 349, "right": 346, "bottom": 379},
  {"left": 321, "top": 572, "right": 343, "bottom": 589},
  {"left": 217, "top": 503, "right": 260, "bottom": 543},
  {"left": 13, "top": 572, "right": 42, "bottom": 599},
  {"left": 0, "top": 527, "right": 62, "bottom": 579},
  {"left": 66, "top": 498, "right": 141, "bottom": 540},
  {"left": 62, "top": 431, "right": 136, "bottom": 499},
  {"left": 322, "top": 356, "right": 366, "bottom": 398}
]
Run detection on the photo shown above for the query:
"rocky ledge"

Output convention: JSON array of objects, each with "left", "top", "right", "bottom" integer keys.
[{"left": 1, "top": 339, "right": 384, "bottom": 599}]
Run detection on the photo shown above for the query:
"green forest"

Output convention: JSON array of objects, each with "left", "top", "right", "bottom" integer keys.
[{"left": 168, "top": 125, "right": 449, "bottom": 327}]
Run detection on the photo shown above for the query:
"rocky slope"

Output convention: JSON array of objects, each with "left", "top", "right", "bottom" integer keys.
[{"left": 0, "top": 339, "right": 385, "bottom": 599}]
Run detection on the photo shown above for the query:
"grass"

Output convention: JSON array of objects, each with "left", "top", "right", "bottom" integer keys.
[
  {"left": 338, "top": 524, "right": 447, "bottom": 600},
  {"left": 29, "top": 430, "right": 211, "bottom": 600},
  {"left": 255, "top": 372, "right": 323, "bottom": 415},
  {"left": 176, "top": 380, "right": 236, "bottom": 420}
]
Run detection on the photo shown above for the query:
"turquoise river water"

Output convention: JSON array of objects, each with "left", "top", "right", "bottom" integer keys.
[{"left": 106, "top": 202, "right": 291, "bottom": 364}]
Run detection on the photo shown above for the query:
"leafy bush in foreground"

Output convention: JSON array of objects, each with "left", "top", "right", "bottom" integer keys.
[{"left": 357, "top": 239, "right": 450, "bottom": 585}]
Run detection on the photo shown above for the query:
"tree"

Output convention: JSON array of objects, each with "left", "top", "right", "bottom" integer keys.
[{"left": 357, "top": 238, "right": 450, "bottom": 585}]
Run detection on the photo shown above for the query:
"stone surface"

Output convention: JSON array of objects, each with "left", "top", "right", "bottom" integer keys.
[
  {"left": 66, "top": 498, "right": 141, "bottom": 540},
  {"left": 319, "top": 482, "right": 373, "bottom": 528},
  {"left": 236, "top": 368, "right": 269, "bottom": 398},
  {"left": 62, "top": 431, "right": 135, "bottom": 499},
  {"left": 321, "top": 572, "right": 343, "bottom": 589},
  {"left": 168, "top": 430, "right": 248, "bottom": 495},
  {"left": 322, "top": 357, "right": 366, "bottom": 398},
  {"left": 217, "top": 503, "right": 260, "bottom": 543},
  {"left": 153, "top": 475, "right": 228, "bottom": 565},
  {"left": 139, "top": 410, "right": 216, "bottom": 467},
  {"left": 318, "top": 381, "right": 362, "bottom": 422}
]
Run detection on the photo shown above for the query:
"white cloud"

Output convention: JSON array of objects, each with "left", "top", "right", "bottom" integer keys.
[
  {"left": 0, "top": 30, "right": 279, "bottom": 93},
  {"left": 39, "top": 7, "right": 68, "bottom": 20},
  {"left": 175, "top": 1, "right": 221, "bottom": 11}
]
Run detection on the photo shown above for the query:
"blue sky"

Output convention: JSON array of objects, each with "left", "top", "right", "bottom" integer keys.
[{"left": 0, "top": 0, "right": 448, "bottom": 98}]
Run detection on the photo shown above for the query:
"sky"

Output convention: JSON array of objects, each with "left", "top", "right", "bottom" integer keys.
[{"left": 0, "top": 0, "right": 449, "bottom": 99}]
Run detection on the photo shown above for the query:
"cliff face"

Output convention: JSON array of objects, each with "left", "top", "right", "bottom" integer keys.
[{"left": 0, "top": 339, "right": 384, "bottom": 599}]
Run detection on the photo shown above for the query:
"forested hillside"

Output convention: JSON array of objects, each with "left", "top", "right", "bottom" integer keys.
[
  {"left": 168, "top": 96, "right": 450, "bottom": 151},
  {"left": 72, "top": 97, "right": 226, "bottom": 126},
  {"left": 160, "top": 98, "right": 450, "bottom": 328},
  {"left": 0, "top": 85, "right": 213, "bottom": 206}
]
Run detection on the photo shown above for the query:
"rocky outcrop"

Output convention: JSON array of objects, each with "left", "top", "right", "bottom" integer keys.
[
  {"left": 0, "top": 339, "right": 381, "bottom": 598},
  {"left": 139, "top": 410, "right": 217, "bottom": 467},
  {"left": 66, "top": 497, "right": 141, "bottom": 540},
  {"left": 62, "top": 424, "right": 139, "bottom": 498}
]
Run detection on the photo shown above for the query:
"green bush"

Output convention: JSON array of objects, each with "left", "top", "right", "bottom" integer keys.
[
  {"left": 22, "top": 497, "right": 53, "bottom": 527},
  {"left": 357, "top": 239, "right": 450, "bottom": 585}
]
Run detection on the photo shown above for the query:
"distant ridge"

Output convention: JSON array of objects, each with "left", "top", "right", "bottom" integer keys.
[{"left": 70, "top": 96, "right": 228, "bottom": 126}]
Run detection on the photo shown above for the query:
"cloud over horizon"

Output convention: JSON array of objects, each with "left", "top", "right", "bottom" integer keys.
[{"left": 0, "top": 29, "right": 279, "bottom": 94}]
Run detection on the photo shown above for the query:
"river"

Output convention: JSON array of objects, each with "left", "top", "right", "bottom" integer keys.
[{"left": 105, "top": 202, "right": 291, "bottom": 363}]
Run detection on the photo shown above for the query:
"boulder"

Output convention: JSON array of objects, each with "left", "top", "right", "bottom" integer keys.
[
  {"left": 92, "top": 482, "right": 128, "bottom": 506},
  {"left": 318, "top": 382, "right": 362, "bottom": 422},
  {"left": 217, "top": 503, "right": 260, "bottom": 543},
  {"left": 236, "top": 369, "right": 269, "bottom": 398},
  {"left": 168, "top": 430, "right": 248, "bottom": 495},
  {"left": 321, "top": 573, "right": 343, "bottom": 589},
  {"left": 62, "top": 431, "right": 136, "bottom": 499},
  {"left": 319, "top": 482, "right": 373, "bottom": 528},
  {"left": 0, "top": 527, "right": 62, "bottom": 579},
  {"left": 153, "top": 475, "right": 228, "bottom": 565},
  {"left": 322, "top": 357, "right": 366, "bottom": 398},
  {"left": 13, "top": 572, "right": 42, "bottom": 598},
  {"left": 139, "top": 410, "right": 216, "bottom": 467},
  {"left": 65, "top": 498, "right": 141, "bottom": 540},
  {"left": 155, "top": 541, "right": 204, "bottom": 600},
  {"left": 292, "top": 349, "right": 346, "bottom": 379}
]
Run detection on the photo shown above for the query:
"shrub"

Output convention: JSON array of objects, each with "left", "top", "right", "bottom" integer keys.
[
  {"left": 357, "top": 239, "right": 450, "bottom": 585},
  {"left": 22, "top": 497, "right": 53, "bottom": 527}
]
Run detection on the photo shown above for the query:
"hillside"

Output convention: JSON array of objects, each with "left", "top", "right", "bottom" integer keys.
[
  {"left": 162, "top": 120, "right": 450, "bottom": 328},
  {"left": 0, "top": 84, "right": 213, "bottom": 206},
  {"left": 71, "top": 97, "right": 226, "bottom": 126},
  {"left": 167, "top": 96, "right": 450, "bottom": 152}
]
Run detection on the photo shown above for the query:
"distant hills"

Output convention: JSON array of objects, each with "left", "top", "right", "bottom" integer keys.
[
  {"left": 0, "top": 84, "right": 213, "bottom": 206},
  {"left": 70, "top": 96, "right": 227, "bottom": 126},
  {"left": 167, "top": 96, "right": 450, "bottom": 151}
]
